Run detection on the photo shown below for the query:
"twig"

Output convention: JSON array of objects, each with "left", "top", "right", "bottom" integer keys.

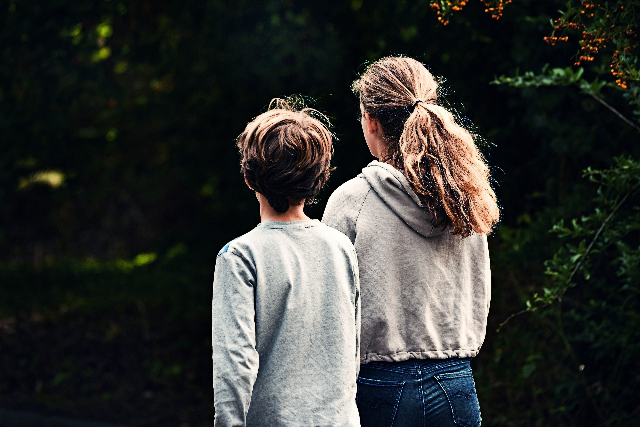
[
  {"left": 497, "top": 188, "right": 633, "bottom": 332},
  {"left": 562, "top": 189, "right": 632, "bottom": 292},
  {"left": 496, "top": 307, "right": 530, "bottom": 332},
  {"left": 588, "top": 93, "right": 640, "bottom": 133}
]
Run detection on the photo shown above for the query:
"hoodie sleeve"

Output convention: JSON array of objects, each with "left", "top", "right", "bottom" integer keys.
[
  {"left": 322, "top": 176, "right": 370, "bottom": 244},
  {"left": 212, "top": 250, "right": 259, "bottom": 427}
]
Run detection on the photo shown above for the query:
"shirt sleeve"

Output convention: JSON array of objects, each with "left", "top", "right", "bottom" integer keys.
[
  {"left": 353, "top": 252, "right": 361, "bottom": 379},
  {"left": 212, "top": 250, "right": 259, "bottom": 427}
]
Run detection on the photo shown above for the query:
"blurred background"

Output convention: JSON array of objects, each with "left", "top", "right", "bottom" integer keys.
[{"left": 1, "top": 0, "right": 639, "bottom": 426}]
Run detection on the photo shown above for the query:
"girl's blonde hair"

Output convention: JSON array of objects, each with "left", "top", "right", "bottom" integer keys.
[
  {"left": 352, "top": 56, "right": 499, "bottom": 236},
  {"left": 237, "top": 97, "right": 333, "bottom": 213}
]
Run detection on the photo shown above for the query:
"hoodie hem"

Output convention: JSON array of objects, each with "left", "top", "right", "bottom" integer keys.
[{"left": 362, "top": 348, "right": 480, "bottom": 364}]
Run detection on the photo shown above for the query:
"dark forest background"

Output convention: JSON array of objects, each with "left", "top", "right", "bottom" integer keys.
[{"left": 1, "top": 0, "right": 639, "bottom": 426}]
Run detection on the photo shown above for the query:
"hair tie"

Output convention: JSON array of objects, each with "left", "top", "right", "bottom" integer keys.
[{"left": 409, "top": 99, "right": 423, "bottom": 113}]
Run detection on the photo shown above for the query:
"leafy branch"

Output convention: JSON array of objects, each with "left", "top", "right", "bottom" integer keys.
[
  {"left": 492, "top": 65, "right": 640, "bottom": 132},
  {"left": 498, "top": 157, "right": 640, "bottom": 331}
]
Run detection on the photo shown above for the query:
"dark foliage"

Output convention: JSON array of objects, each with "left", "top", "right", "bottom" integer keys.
[{"left": 1, "top": 0, "right": 639, "bottom": 425}]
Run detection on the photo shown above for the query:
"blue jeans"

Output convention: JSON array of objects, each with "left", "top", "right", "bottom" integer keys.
[{"left": 356, "top": 358, "right": 481, "bottom": 427}]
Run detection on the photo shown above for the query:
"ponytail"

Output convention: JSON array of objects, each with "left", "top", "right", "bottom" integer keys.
[
  {"left": 400, "top": 102, "right": 498, "bottom": 236},
  {"left": 353, "top": 56, "right": 499, "bottom": 236}
]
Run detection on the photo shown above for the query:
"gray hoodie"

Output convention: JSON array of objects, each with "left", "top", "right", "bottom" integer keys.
[{"left": 322, "top": 161, "right": 491, "bottom": 364}]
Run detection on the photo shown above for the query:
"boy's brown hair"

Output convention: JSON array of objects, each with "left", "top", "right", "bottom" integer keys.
[{"left": 237, "top": 97, "right": 334, "bottom": 213}]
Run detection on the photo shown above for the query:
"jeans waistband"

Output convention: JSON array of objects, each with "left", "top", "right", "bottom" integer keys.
[{"left": 361, "top": 357, "right": 472, "bottom": 375}]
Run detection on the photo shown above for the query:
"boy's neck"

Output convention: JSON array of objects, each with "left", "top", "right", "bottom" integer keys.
[{"left": 257, "top": 193, "right": 310, "bottom": 223}]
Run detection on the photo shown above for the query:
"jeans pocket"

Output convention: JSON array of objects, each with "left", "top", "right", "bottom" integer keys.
[
  {"left": 434, "top": 370, "right": 481, "bottom": 427},
  {"left": 356, "top": 377, "right": 405, "bottom": 427}
]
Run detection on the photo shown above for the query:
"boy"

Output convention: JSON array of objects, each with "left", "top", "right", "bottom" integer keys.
[{"left": 212, "top": 98, "right": 360, "bottom": 426}]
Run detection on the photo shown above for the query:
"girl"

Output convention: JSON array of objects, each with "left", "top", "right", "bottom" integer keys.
[{"left": 323, "top": 56, "right": 499, "bottom": 427}]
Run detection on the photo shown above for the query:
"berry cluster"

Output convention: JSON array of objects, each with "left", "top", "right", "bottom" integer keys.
[
  {"left": 610, "top": 45, "right": 637, "bottom": 89},
  {"left": 481, "top": 0, "right": 511, "bottom": 20},
  {"left": 429, "top": 1, "right": 469, "bottom": 26},
  {"left": 428, "top": 0, "right": 637, "bottom": 90},
  {"left": 429, "top": 0, "right": 510, "bottom": 25},
  {"left": 543, "top": 36, "right": 569, "bottom": 46},
  {"left": 546, "top": 1, "right": 636, "bottom": 88}
]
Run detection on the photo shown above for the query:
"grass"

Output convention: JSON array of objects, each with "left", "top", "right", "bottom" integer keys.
[{"left": 0, "top": 249, "right": 214, "bottom": 427}]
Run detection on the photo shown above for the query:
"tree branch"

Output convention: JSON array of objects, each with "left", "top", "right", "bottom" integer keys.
[
  {"left": 588, "top": 93, "right": 640, "bottom": 133},
  {"left": 563, "top": 189, "right": 632, "bottom": 291},
  {"left": 497, "top": 188, "right": 633, "bottom": 332}
]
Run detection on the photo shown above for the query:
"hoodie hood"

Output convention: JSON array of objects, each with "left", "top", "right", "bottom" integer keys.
[{"left": 360, "top": 161, "right": 445, "bottom": 238}]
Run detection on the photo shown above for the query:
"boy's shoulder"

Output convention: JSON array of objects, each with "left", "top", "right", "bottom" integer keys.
[
  {"left": 216, "top": 227, "right": 261, "bottom": 258},
  {"left": 217, "top": 238, "right": 238, "bottom": 257},
  {"left": 315, "top": 220, "right": 353, "bottom": 243},
  {"left": 217, "top": 221, "right": 354, "bottom": 258}
]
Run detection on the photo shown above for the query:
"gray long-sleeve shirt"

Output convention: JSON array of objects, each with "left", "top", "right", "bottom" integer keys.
[
  {"left": 212, "top": 219, "right": 361, "bottom": 427},
  {"left": 322, "top": 161, "right": 491, "bottom": 364}
]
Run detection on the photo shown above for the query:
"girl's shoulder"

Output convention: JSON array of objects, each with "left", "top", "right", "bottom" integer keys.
[
  {"left": 322, "top": 174, "right": 372, "bottom": 242},
  {"left": 326, "top": 174, "right": 371, "bottom": 207}
]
